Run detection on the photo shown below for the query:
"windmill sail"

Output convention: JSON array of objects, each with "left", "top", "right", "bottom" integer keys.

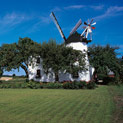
[
  {"left": 84, "top": 22, "right": 88, "bottom": 25},
  {"left": 50, "top": 12, "right": 66, "bottom": 41},
  {"left": 90, "top": 19, "right": 93, "bottom": 24},
  {"left": 70, "top": 19, "right": 82, "bottom": 35},
  {"left": 81, "top": 27, "right": 87, "bottom": 36},
  {"left": 91, "top": 22, "right": 96, "bottom": 25},
  {"left": 81, "top": 18, "right": 96, "bottom": 41}
]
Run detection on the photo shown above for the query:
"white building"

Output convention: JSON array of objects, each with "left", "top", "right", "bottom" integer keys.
[{"left": 28, "top": 33, "right": 94, "bottom": 82}]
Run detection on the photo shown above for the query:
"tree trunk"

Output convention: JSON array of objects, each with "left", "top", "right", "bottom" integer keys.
[
  {"left": 20, "top": 64, "right": 28, "bottom": 78},
  {"left": 0, "top": 68, "right": 3, "bottom": 77},
  {"left": 55, "top": 72, "right": 59, "bottom": 82}
]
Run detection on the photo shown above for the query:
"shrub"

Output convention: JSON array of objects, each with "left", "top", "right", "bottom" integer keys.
[
  {"left": 1, "top": 84, "right": 10, "bottom": 88},
  {"left": 27, "top": 82, "right": 36, "bottom": 89},
  {"left": 15, "top": 83, "right": 21, "bottom": 88},
  {"left": 0, "top": 84, "right": 4, "bottom": 88},
  {"left": 11, "top": 84, "right": 17, "bottom": 89},
  {"left": 12, "top": 74, "right": 16, "bottom": 77},
  {"left": 43, "top": 83, "right": 63, "bottom": 89},
  {"left": 27, "top": 82, "right": 42, "bottom": 89},
  {"left": 0, "top": 80, "right": 96, "bottom": 89},
  {"left": 79, "top": 81, "right": 87, "bottom": 89},
  {"left": 86, "top": 82, "right": 96, "bottom": 89},
  {"left": 63, "top": 81, "right": 96, "bottom": 89},
  {"left": 35, "top": 84, "right": 43, "bottom": 89},
  {"left": 102, "top": 77, "right": 119, "bottom": 85},
  {"left": 20, "top": 83, "right": 27, "bottom": 88},
  {"left": 26, "top": 79, "right": 29, "bottom": 82},
  {"left": 63, "top": 81, "right": 85, "bottom": 89},
  {"left": 31, "top": 79, "right": 34, "bottom": 82},
  {"left": 2, "top": 84, "right": 7, "bottom": 88}
]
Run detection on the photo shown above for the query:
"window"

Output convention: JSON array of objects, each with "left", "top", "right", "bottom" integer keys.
[
  {"left": 37, "top": 57, "right": 40, "bottom": 64},
  {"left": 72, "top": 71, "right": 79, "bottom": 78},
  {"left": 36, "top": 69, "right": 41, "bottom": 78}
]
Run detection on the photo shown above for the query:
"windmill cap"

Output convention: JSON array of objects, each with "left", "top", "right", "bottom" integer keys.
[{"left": 65, "top": 32, "right": 91, "bottom": 44}]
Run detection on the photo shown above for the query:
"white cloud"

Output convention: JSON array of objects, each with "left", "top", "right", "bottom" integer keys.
[
  {"left": 0, "top": 12, "right": 31, "bottom": 33},
  {"left": 90, "top": 5, "right": 104, "bottom": 10},
  {"left": 94, "top": 6, "right": 123, "bottom": 21},
  {"left": 40, "top": 16, "right": 51, "bottom": 24},
  {"left": 51, "top": 7, "right": 62, "bottom": 12},
  {"left": 0, "top": 13, "right": 28, "bottom": 26},
  {"left": 26, "top": 15, "right": 51, "bottom": 33},
  {"left": 63, "top": 4, "right": 104, "bottom": 10},
  {"left": 64, "top": 5, "right": 85, "bottom": 10},
  {"left": 107, "top": 6, "right": 123, "bottom": 14},
  {"left": 119, "top": 45, "right": 123, "bottom": 49}
]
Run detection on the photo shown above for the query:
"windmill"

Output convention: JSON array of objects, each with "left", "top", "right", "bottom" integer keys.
[
  {"left": 50, "top": 12, "right": 82, "bottom": 43},
  {"left": 81, "top": 19, "right": 96, "bottom": 41},
  {"left": 28, "top": 12, "right": 96, "bottom": 82},
  {"left": 50, "top": 12, "right": 96, "bottom": 82}
]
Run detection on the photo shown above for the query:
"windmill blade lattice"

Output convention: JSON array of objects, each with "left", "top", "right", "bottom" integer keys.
[
  {"left": 70, "top": 19, "right": 82, "bottom": 36},
  {"left": 50, "top": 12, "right": 66, "bottom": 41},
  {"left": 81, "top": 19, "right": 96, "bottom": 40}
]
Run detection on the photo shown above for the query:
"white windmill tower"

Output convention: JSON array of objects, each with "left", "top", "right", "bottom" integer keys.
[{"left": 50, "top": 12, "right": 96, "bottom": 82}]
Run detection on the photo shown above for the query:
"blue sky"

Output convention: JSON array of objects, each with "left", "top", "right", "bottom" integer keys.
[{"left": 1, "top": 0, "right": 123, "bottom": 76}]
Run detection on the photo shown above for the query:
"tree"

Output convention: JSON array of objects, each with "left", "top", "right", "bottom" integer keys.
[
  {"left": 0, "top": 47, "right": 3, "bottom": 77},
  {"left": 0, "top": 64, "right": 3, "bottom": 78},
  {"left": 118, "top": 58, "right": 123, "bottom": 83},
  {"left": 88, "top": 44, "right": 121, "bottom": 83},
  {"left": 0, "top": 37, "right": 41, "bottom": 77},
  {"left": 41, "top": 39, "right": 86, "bottom": 82},
  {"left": 0, "top": 68, "right": 3, "bottom": 77},
  {"left": 16, "top": 37, "right": 41, "bottom": 77},
  {"left": 0, "top": 43, "right": 17, "bottom": 74}
]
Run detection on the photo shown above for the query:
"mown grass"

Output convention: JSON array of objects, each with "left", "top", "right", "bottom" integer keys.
[
  {"left": 108, "top": 85, "right": 123, "bottom": 123},
  {"left": 0, "top": 86, "right": 116, "bottom": 123}
]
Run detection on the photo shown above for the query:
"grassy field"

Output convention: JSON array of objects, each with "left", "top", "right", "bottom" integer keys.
[
  {"left": 108, "top": 85, "right": 123, "bottom": 123},
  {"left": 0, "top": 86, "right": 122, "bottom": 123}
]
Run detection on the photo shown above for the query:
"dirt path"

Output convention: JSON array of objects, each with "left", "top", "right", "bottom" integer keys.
[
  {"left": 0, "top": 77, "right": 13, "bottom": 81},
  {"left": 108, "top": 86, "right": 123, "bottom": 123}
]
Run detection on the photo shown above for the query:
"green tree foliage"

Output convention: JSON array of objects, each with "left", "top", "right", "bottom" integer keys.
[
  {"left": 16, "top": 37, "right": 41, "bottom": 77},
  {"left": 0, "top": 47, "right": 4, "bottom": 77},
  {"left": 0, "top": 43, "right": 17, "bottom": 71},
  {"left": 88, "top": 44, "right": 121, "bottom": 83},
  {"left": 0, "top": 43, "right": 17, "bottom": 77},
  {"left": 118, "top": 58, "right": 123, "bottom": 83},
  {"left": 0, "top": 37, "right": 41, "bottom": 77},
  {"left": 41, "top": 39, "right": 86, "bottom": 81},
  {"left": 0, "top": 69, "right": 3, "bottom": 77},
  {"left": 0, "top": 65, "right": 3, "bottom": 77},
  {"left": 0, "top": 38, "right": 86, "bottom": 80}
]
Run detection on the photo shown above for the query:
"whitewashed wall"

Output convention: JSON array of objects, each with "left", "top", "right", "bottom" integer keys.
[
  {"left": 28, "top": 42, "right": 94, "bottom": 82},
  {"left": 28, "top": 58, "right": 55, "bottom": 82}
]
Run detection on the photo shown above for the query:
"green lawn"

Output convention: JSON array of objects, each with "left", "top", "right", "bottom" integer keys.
[{"left": 0, "top": 86, "right": 122, "bottom": 123}]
